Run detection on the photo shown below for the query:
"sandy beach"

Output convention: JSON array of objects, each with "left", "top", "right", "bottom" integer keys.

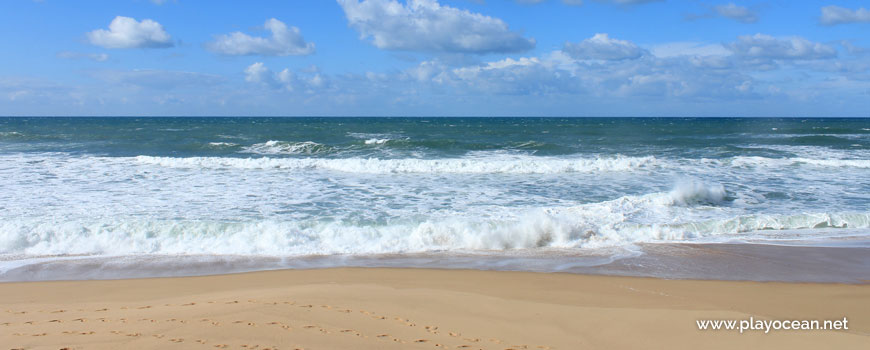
[{"left": 1, "top": 268, "right": 867, "bottom": 350}]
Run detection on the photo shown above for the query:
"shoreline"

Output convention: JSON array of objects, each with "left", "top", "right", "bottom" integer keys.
[
  {"left": 2, "top": 267, "right": 868, "bottom": 349},
  {"left": 4, "top": 241, "right": 869, "bottom": 284}
]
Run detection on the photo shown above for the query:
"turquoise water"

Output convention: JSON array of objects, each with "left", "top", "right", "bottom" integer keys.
[{"left": 1, "top": 117, "right": 869, "bottom": 280}]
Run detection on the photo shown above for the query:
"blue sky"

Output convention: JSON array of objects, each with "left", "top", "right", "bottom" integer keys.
[{"left": 1, "top": 0, "right": 869, "bottom": 116}]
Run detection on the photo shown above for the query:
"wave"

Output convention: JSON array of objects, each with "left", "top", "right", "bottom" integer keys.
[
  {"left": 2, "top": 180, "right": 867, "bottom": 257},
  {"left": 729, "top": 156, "right": 870, "bottom": 168},
  {"left": 134, "top": 155, "right": 659, "bottom": 174},
  {"left": 206, "top": 142, "right": 238, "bottom": 148},
  {"left": 241, "top": 141, "right": 332, "bottom": 155},
  {"left": 2, "top": 210, "right": 866, "bottom": 257},
  {"left": 364, "top": 138, "right": 391, "bottom": 145}
]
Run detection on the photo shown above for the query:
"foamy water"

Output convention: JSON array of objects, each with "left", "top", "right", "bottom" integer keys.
[{"left": 0, "top": 117, "right": 868, "bottom": 280}]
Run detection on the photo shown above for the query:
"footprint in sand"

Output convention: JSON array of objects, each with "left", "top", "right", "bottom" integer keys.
[
  {"left": 182, "top": 302, "right": 196, "bottom": 306},
  {"left": 170, "top": 338, "right": 184, "bottom": 343},
  {"left": 213, "top": 345, "right": 228, "bottom": 348}
]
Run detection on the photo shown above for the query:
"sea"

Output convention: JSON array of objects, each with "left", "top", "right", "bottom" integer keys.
[{"left": 1, "top": 117, "right": 868, "bottom": 282}]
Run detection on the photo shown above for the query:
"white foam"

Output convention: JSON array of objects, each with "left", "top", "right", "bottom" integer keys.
[
  {"left": 731, "top": 156, "right": 870, "bottom": 168},
  {"left": 1, "top": 205, "right": 867, "bottom": 257},
  {"left": 241, "top": 141, "right": 330, "bottom": 155},
  {"left": 364, "top": 138, "right": 390, "bottom": 145},
  {"left": 134, "top": 155, "right": 660, "bottom": 174}
]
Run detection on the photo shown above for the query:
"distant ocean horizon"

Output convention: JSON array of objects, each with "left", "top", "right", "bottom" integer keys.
[{"left": 1, "top": 117, "right": 868, "bottom": 281}]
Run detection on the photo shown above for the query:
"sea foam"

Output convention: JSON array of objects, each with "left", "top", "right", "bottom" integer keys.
[{"left": 134, "top": 155, "right": 660, "bottom": 174}]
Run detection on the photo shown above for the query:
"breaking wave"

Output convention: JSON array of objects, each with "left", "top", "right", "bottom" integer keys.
[
  {"left": 134, "top": 155, "right": 660, "bottom": 174},
  {"left": 241, "top": 141, "right": 332, "bottom": 155},
  {"left": 2, "top": 182, "right": 867, "bottom": 257}
]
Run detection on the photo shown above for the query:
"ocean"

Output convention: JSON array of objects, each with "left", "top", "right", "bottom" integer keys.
[{"left": 1, "top": 117, "right": 869, "bottom": 281}]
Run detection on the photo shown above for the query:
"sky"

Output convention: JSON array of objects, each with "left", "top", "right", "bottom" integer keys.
[{"left": 0, "top": 0, "right": 869, "bottom": 117}]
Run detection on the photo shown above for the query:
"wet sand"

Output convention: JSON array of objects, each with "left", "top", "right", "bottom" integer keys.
[
  {"left": 1, "top": 268, "right": 868, "bottom": 349},
  {"left": 4, "top": 242, "right": 869, "bottom": 283}
]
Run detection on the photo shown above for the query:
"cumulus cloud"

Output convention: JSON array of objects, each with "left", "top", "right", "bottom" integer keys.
[
  {"left": 563, "top": 33, "right": 645, "bottom": 60},
  {"left": 207, "top": 18, "right": 315, "bottom": 56},
  {"left": 244, "top": 62, "right": 326, "bottom": 92},
  {"left": 820, "top": 6, "right": 870, "bottom": 25},
  {"left": 336, "top": 0, "right": 535, "bottom": 54},
  {"left": 398, "top": 48, "right": 758, "bottom": 102},
  {"left": 86, "top": 16, "right": 173, "bottom": 49},
  {"left": 727, "top": 34, "right": 837, "bottom": 60}
]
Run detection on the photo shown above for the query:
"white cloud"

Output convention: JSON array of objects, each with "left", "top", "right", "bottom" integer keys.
[
  {"left": 207, "top": 18, "right": 315, "bottom": 56},
  {"left": 563, "top": 33, "right": 645, "bottom": 60},
  {"left": 336, "top": 0, "right": 535, "bottom": 54},
  {"left": 86, "top": 16, "right": 173, "bottom": 49},
  {"left": 57, "top": 51, "right": 109, "bottom": 62},
  {"left": 244, "top": 62, "right": 327, "bottom": 92},
  {"left": 727, "top": 34, "right": 837, "bottom": 60},
  {"left": 244, "top": 62, "right": 275, "bottom": 85},
  {"left": 820, "top": 6, "right": 870, "bottom": 25},
  {"left": 713, "top": 3, "right": 758, "bottom": 23}
]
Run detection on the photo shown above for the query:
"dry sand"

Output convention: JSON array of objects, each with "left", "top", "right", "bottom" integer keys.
[{"left": 1, "top": 268, "right": 867, "bottom": 350}]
